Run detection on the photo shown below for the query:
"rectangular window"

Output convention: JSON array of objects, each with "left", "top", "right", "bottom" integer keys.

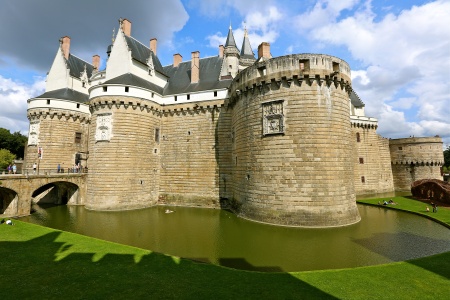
[
  {"left": 174, "top": 96, "right": 177, "bottom": 101},
  {"left": 151, "top": 92, "right": 154, "bottom": 98},
  {"left": 361, "top": 176, "right": 365, "bottom": 183},
  {"left": 356, "top": 132, "right": 360, "bottom": 142},
  {"left": 155, "top": 127, "right": 160, "bottom": 143},
  {"left": 47, "top": 99, "right": 50, "bottom": 105},
  {"left": 125, "top": 86, "right": 129, "bottom": 92},
  {"left": 187, "top": 94, "right": 190, "bottom": 100},
  {"left": 76, "top": 103, "right": 80, "bottom": 109},
  {"left": 398, "top": 147, "right": 403, "bottom": 150},
  {"left": 214, "top": 91, "right": 218, "bottom": 97},
  {"left": 359, "top": 157, "right": 364, "bottom": 164},
  {"left": 103, "top": 86, "right": 107, "bottom": 92},
  {"left": 75, "top": 132, "right": 82, "bottom": 144}
]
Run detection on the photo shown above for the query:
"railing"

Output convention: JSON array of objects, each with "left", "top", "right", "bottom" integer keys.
[{"left": 0, "top": 168, "right": 88, "bottom": 176}]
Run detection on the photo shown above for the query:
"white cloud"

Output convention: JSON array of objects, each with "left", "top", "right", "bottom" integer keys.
[
  {"left": 0, "top": 76, "right": 45, "bottom": 134},
  {"left": 295, "top": 0, "right": 450, "bottom": 145},
  {"left": 206, "top": 6, "right": 282, "bottom": 50}
]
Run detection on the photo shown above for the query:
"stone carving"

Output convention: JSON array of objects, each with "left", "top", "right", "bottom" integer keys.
[
  {"left": 95, "top": 113, "right": 112, "bottom": 141},
  {"left": 262, "top": 100, "right": 284, "bottom": 135},
  {"left": 28, "top": 120, "right": 40, "bottom": 145}
]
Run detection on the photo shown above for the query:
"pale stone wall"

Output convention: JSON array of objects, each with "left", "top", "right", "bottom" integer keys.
[
  {"left": 390, "top": 137, "right": 444, "bottom": 191},
  {"left": 352, "top": 125, "right": 394, "bottom": 195},
  {"left": 226, "top": 54, "right": 360, "bottom": 227},
  {"left": 158, "top": 100, "right": 224, "bottom": 207},
  {"left": 25, "top": 108, "right": 89, "bottom": 173},
  {"left": 86, "top": 96, "right": 161, "bottom": 210}
]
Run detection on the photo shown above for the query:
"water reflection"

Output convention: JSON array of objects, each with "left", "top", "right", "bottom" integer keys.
[{"left": 21, "top": 203, "right": 450, "bottom": 272}]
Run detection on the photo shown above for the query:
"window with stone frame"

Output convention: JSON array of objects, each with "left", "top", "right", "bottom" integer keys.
[
  {"left": 155, "top": 127, "right": 160, "bottom": 143},
  {"left": 75, "top": 132, "right": 82, "bottom": 144},
  {"left": 262, "top": 100, "right": 284, "bottom": 136},
  {"left": 95, "top": 113, "right": 112, "bottom": 141}
]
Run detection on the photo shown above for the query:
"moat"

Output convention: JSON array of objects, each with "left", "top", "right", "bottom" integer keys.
[{"left": 21, "top": 202, "right": 450, "bottom": 272}]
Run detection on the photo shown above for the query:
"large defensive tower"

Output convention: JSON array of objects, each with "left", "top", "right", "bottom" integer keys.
[{"left": 225, "top": 50, "right": 361, "bottom": 227}]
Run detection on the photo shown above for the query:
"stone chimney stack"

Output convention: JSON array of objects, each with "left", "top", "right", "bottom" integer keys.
[
  {"left": 173, "top": 53, "right": 182, "bottom": 67},
  {"left": 121, "top": 19, "right": 132, "bottom": 36},
  {"left": 258, "top": 42, "right": 271, "bottom": 60},
  {"left": 150, "top": 38, "right": 157, "bottom": 55},
  {"left": 219, "top": 45, "right": 224, "bottom": 58},
  {"left": 61, "top": 36, "right": 71, "bottom": 59},
  {"left": 191, "top": 51, "right": 200, "bottom": 84},
  {"left": 92, "top": 55, "right": 100, "bottom": 71}
]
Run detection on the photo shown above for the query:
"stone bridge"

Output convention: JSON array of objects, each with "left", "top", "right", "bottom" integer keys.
[{"left": 0, "top": 174, "right": 87, "bottom": 218}]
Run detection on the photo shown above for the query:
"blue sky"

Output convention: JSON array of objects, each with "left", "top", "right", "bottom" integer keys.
[{"left": 0, "top": 0, "right": 449, "bottom": 146}]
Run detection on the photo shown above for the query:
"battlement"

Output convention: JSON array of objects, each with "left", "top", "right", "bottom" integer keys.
[
  {"left": 389, "top": 136, "right": 444, "bottom": 165},
  {"left": 229, "top": 54, "right": 352, "bottom": 102}
]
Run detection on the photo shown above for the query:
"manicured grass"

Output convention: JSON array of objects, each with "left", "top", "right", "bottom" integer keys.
[
  {"left": 1, "top": 198, "right": 449, "bottom": 299},
  {"left": 357, "top": 196, "right": 450, "bottom": 226}
]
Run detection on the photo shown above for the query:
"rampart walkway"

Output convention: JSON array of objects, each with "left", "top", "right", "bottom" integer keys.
[{"left": 0, "top": 173, "right": 87, "bottom": 217}]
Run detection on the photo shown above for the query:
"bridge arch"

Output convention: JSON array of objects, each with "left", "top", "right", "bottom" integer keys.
[
  {"left": 0, "top": 186, "right": 19, "bottom": 216},
  {"left": 32, "top": 181, "right": 82, "bottom": 206}
]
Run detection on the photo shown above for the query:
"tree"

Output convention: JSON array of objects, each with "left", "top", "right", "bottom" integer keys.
[
  {"left": 444, "top": 145, "right": 450, "bottom": 168},
  {"left": 0, "top": 148, "right": 16, "bottom": 170},
  {"left": 0, "top": 128, "right": 28, "bottom": 159}
]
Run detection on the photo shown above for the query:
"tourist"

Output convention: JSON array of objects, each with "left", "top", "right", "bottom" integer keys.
[
  {"left": 7, "top": 164, "right": 12, "bottom": 174},
  {"left": 5, "top": 219, "right": 13, "bottom": 225},
  {"left": 12, "top": 164, "right": 17, "bottom": 174},
  {"left": 426, "top": 206, "right": 429, "bottom": 212},
  {"left": 434, "top": 204, "right": 438, "bottom": 213},
  {"left": 431, "top": 203, "right": 435, "bottom": 213},
  {"left": 383, "top": 201, "right": 388, "bottom": 205},
  {"left": 57, "top": 163, "right": 61, "bottom": 173}
]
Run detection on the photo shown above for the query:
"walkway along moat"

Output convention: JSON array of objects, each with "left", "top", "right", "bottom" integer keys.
[{"left": 20, "top": 203, "right": 450, "bottom": 272}]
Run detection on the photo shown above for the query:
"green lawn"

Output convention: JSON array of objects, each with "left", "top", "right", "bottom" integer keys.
[{"left": 1, "top": 197, "right": 449, "bottom": 299}]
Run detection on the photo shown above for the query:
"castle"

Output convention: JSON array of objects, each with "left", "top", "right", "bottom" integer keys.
[{"left": 25, "top": 19, "right": 444, "bottom": 227}]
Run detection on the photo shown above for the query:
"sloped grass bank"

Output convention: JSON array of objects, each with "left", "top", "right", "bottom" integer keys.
[{"left": 1, "top": 197, "right": 449, "bottom": 299}]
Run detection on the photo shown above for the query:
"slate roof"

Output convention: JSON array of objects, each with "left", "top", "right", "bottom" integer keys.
[
  {"left": 240, "top": 31, "right": 255, "bottom": 60},
  {"left": 350, "top": 90, "right": 365, "bottom": 108},
  {"left": 66, "top": 54, "right": 94, "bottom": 79},
  {"left": 163, "top": 56, "right": 232, "bottom": 95},
  {"left": 124, "top": 35, "right": 166, "bottom": 76},
  {"left": 34, "top": 88, "right": 89, "bottom": 103},
  {"left": 225, "top": 26, "right": 238, "bottom": 49},
  {"left": 103, "top": 73, "right": 164, "bottom": 95}
]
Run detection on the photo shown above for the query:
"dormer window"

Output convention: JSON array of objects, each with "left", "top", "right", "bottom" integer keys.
[
  {"left": 125, "top": 86, "right": 129, "bottom": 92},
  {"left": 103, "top": 86, "right": 107, "bottom": 92}
]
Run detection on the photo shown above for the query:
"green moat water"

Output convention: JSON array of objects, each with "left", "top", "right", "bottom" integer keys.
[{"left": 21, "top": 203, "right": 450, "bottom": 272}]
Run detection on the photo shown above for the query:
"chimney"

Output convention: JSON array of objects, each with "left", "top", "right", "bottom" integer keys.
[
  {"left": 173, "top": 53, "right": 182, "bottom": 67},
  {"left": 150, "top": 38, "right": 157, "bottom": 55},
  {"left": 258, "top": 42, "right": 271, "bottom": 59},
  {"left": 191, "top": 51, "right": 200, "bottom": 83},
  {"left": 218, "top": 45, "right": 224, "bottom": 58},
  {"left": 61, "top": 36, "right": 71, "bottom": 59},
  {"left": 92, "top": 55, "right": 100, "bottom": 71},
  {"left": 121, "top": 18, "right": 132, "bottom": 36}
]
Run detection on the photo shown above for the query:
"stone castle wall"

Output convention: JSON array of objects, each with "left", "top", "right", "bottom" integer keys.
[
  {"left": 158, "top": 100, "right": 225, "bottom": 207},
  {"left": 352, "top": 124, "right": 394, "bottom": 196},
  {"left": 225, "top": 54, "right": 360, "bottom": 227},
  {"left": 86, "top": 96, "right": 161, "bottom": 210},
  {"left": 25, "top": 108, "right": 89, "bottom": 173},
  {"left": 390, "top": 137, "right": 443, "bottom": 191}
]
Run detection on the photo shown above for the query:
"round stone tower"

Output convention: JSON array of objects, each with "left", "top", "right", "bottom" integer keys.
[
  {"left": 226, "top": 53, "right": 360, "bottom": 227},
  {"left": 87, "top": 84, "right": 161, "bottom": 210},
  {"left": 26, "top": 94, "right": 90, "bottom": 174},
  {"left": 389, "top": 137, "right": 444, "bottom": 191}
]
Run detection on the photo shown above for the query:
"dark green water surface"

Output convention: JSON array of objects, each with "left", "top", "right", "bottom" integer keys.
[{"left": 21, "top": 204, "right": 450, "bottom": 272}]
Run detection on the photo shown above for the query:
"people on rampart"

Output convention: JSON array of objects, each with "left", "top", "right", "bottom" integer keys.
[
  {"left": 12, "top": 164, "right": 17, "bottom": 174},
  {"left": 7, "top": 164, "right": 12, "bottom": 174}
]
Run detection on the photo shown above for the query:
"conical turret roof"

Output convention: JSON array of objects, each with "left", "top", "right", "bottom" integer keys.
[
  {"left": 240, "top": 28, "right": 255, "bottom": 60},
  {"left": 225, "top": 25, "right": 238, "bottom": 49}
]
